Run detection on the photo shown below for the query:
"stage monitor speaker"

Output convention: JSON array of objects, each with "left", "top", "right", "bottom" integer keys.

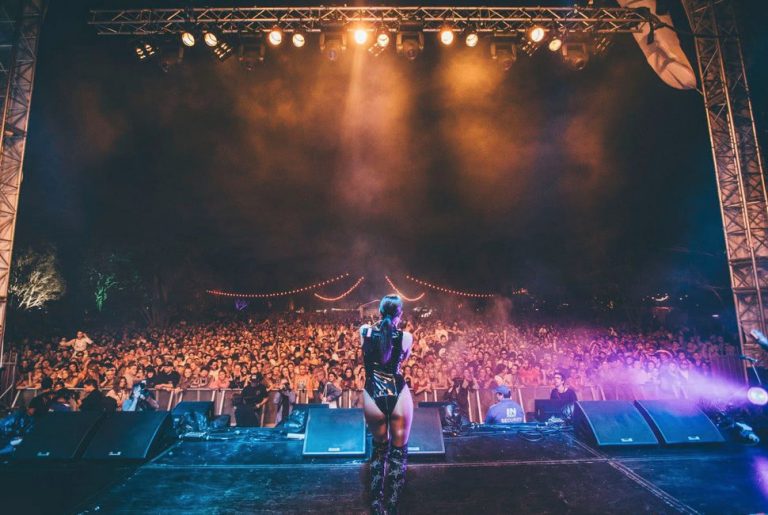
[
  {"left": 635, "top": 399, "right": 724, "bottom": 444},
  {"left": 574, "top": 401, "right": 659, "bottom": 446},
  {"left": 407, "top": 407, "right": 445, "bottom": 455},
  {"left": 303, "top": 408, "right": 366, "bottom": 456},
  {"left": 82, "top": 411, "right": 173, "bottom": 460},
  {"left": 173, "top": 401, "right": 214, "bottom": 432},
  {"left": 15, "top": 412, "right": 103, "bottom": 460}
]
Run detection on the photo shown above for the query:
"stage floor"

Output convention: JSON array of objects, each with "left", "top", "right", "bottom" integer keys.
[{"left": 2, "top": 427, "right": 767, "bottom": 514}]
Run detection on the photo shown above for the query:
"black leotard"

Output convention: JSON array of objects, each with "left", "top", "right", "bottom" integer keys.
[{"left": 362, "top": 323, "right": 407, "bottom": 416}]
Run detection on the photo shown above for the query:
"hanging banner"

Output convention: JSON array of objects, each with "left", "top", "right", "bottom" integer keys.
[{"left": 617, "top": 0, "right": 697, "bottom": 90}]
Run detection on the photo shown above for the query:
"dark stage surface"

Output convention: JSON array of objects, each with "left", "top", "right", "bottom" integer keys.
[{"left": 2, "top": 427, "right": 767, "bottom": 514}]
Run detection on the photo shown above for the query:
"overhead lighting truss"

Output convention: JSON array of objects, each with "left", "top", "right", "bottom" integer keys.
[{"left": 89, "top": 6, "right": 657, "bottom": 37}]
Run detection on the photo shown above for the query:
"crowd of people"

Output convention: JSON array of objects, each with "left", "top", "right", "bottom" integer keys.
[{"left": 8, "top": 310, "right": 739, "bottom": 416}]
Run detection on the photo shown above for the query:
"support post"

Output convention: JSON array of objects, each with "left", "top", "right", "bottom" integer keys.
[
  {"left": 0, "top": 0, "right": 45, "bottom": 367},
  {"left": 683, "top": 0, "right": 768, "bottom": 373}
]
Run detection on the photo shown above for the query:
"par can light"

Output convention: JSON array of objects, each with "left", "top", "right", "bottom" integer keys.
[
  {"left": 268, "top": 27, "right": 283, "bottom": 46},
  {"left": 376, "top": 30, "right": 390, "bottom": 48},
  {"left": 529, "top": 26, "right": 546, "bottom": 43},
  {"left": 439, "top": 26, "right": 455, "bottom": 46},
  {"left": 748, "top": 386, "right": 768, "bottom": 406},
  {"left": 465, "top": 31, "right": 479, "bottom": 48},
  {"left": 203, "top": 31, "right": 218, "bottom": 47},
  {"left": 353, "top": 28, "right": 368, "bottom": 46},
  {"left": 292, "top": 32, "right": 306, "bottom": 48},
  {"left": 181, "top": 31, "right": 195, "bottom": 47}
]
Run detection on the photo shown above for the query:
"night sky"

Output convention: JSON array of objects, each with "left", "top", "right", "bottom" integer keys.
[{"left": 13, "top": 1, "right": 768, "bottom": 308}]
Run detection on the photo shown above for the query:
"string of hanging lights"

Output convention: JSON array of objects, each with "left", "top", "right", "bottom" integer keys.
[
  {"left": 206, "top": 273, "right": 350, "bottom": 298},
  {"left": 314, "top": 276, "right": 365, "bottom": 301},
  {"left": 385, "top": 276, "right": 426, "bottom": 302},
  {"left": 404, "top": 275, "right": 497, "bottom": 298}
]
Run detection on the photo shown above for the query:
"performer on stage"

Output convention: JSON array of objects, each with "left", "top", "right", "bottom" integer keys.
[{"left": 361, "top": 295, "right": 413, "bottom": 515}]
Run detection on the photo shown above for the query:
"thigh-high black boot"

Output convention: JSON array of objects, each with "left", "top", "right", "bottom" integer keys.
[
  {"left": 370, "top": 439, "right": 388, "bottom": 514},
  {"left": 384, "top": 443, "right": 408, "bottom": 514}
]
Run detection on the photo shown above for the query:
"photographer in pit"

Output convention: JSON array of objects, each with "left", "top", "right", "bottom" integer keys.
[
  {"left": 122, "top": 380, "right": 159, "bottom": 412},
  {"left": 48, "top": 380, "right": 78, "bottom": 412},
  {"left": 234, "top": 373, "right": 268, "bottom": 427},
  {"left": 273, "top": 378, "right": 296, "bottom": 425},
  {"left": 444, "top": 373, "right": 477, "bottom": 426}
]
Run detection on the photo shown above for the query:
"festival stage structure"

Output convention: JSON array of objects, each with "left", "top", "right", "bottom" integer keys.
[{"left": 0, "top": 1, "right": 765, "bottom": 373}]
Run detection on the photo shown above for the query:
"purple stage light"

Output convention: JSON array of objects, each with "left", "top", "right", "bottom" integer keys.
[{"left": 747, "top": 386, "right": 768, "bottom": 406}]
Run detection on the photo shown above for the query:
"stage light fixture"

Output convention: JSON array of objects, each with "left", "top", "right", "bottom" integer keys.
[
  {"left": 238, "top": 35, "right": 266, "bottom": 70},
  {"left": 748, "top": 387, "right": 768, "bottom": 406},
  {"left": 528, "top": 26, "right": 546, "bottom": 43},
  {"left": 268, "top": 27, "right": 283, "bottom": 46},
  {"left": 465, "top": 31, "right": 479, "bottom": 48},
  {"left": 396, "top": 26, "right": 424, "bottom": 61},
  {"left": 159, "top": 42, "right": 185, "bottom": 72},
  {"left": 548, "top": 36, "right": 563, "bottom": 52},
  {"left": 133, "top": 40, "right": 156, "bottom": 61},
  {"left": 292, "top": 32, "right": 306, "bottom": 48},
  {"left": 439, "top": 25, "right": 455, "bottom": 46},
  {"left": 376, "top": 28, "right": 390, "bottom": 48},
  {"left": 213, "top": 40, "right": 234, "bottom": 61},
  {"left": 181, "top": 31, "right": 196, "bottom": 47},
  {"left": 203, "top": 31, "right": 219, "bottom": 47},
  {"left": 320, "top": 28, "right": 347, "bottom": 62},
  {"left": 353, "top": 27, "right": 369, "bottom": 46},
  {"left": 561, "top": 41, "right": 589, "bottom": 71},
  {"left": 490, "top": 36, "right": 517, "bottom": 71}
]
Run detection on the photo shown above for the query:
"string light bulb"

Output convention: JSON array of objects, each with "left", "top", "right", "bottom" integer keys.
[
  {"left": 207, "top": 273, "right": 350, "bottom": 299},
  {"left": 405, "top": 275, "right": 496, "bottom": 298}
]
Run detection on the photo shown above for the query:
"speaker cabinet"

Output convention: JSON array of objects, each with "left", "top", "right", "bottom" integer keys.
[
  {"left": 82, "top": 411, "right": 173, "bottom": 460},
  {"left": 15, "top": 412, "right": 103, "bottom": 460},
  {"left": 574, "top": 401, "right": 659, "bottom": 446},
  {"left": 303, "top": 408, "right": 366, "bottom": 456},
  {"left": 635, "top": 399, "right": 724, "bottom": 444},
  {"left": 407, "top": 407, "right": 445, "bottom": 455}
]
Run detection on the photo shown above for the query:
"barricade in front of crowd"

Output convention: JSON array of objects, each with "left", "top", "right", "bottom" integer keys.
[{"left": 518, "top": 386, "right": 552, "bottom": 415}]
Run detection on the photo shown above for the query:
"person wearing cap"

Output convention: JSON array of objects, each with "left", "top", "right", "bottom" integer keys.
[
  {"left": 235, "top": 373, "right": 268, "bottom": 426},
  {"left": 484, "top": 385, "right": 525, "bottom": 424}
]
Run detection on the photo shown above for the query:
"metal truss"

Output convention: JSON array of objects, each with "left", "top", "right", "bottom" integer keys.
[
  {"left": 0, "top": 0, "right": 44, "bottom": 367},
  {"left": 89, "top": 6, "right": 655, "bottom": 36},
  {"left": 683, "top": 0, "right": 768, "bottom": 366}
]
